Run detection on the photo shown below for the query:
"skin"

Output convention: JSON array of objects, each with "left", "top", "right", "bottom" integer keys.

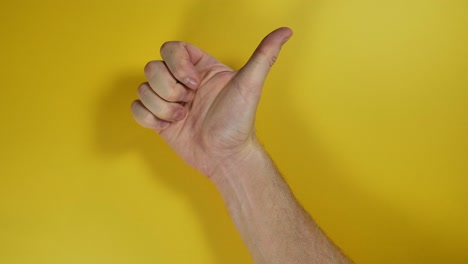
[{"left": 131, "top": 27, "right": 352, "bottom": 263}]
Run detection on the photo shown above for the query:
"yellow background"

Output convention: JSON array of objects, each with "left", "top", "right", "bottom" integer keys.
[{"left": 1, "top": 0, "right": 467, "bottom": 263}]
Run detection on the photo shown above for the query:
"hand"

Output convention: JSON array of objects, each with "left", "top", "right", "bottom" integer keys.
[{"left": 131, "top": 27, "right": 293, "bottom": 178}]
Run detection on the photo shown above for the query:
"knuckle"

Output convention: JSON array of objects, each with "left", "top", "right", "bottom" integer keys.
[
  {"left": 130, "top": 100, "right": 140, "bottom": 113},
  {"left": 160, "top": 41, "right": 181, "bottom": 55},
  {"left": 144, "top": 61, "right": 155, "bottom": 76},
  {"left": 160, "top": 41, "right": 172, "bottom": 53},
  {"left": 144, "top": 60, "right": 162, "bottom": 76},
  {"left": 269, "top": 55, "right": 277, "bottom": 68},
  {"left": 137, "top": 82, "right": 151, "bottom": 97},
  {"left": 254, "top": 48, "right": 276, "bottom": 67}
]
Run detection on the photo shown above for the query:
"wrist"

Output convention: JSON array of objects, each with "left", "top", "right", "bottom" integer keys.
[{"left": 209, "top": 139, "right": 274, "bottom": 187}]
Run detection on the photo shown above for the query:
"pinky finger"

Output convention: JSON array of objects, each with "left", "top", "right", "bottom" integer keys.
[{"left": 131, "top": 100, "right": 170, "bottom": 133}]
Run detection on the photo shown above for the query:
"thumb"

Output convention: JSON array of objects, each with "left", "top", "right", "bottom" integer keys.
[{"left": 234, "top": 27, "right": 293, "bottom": 91}]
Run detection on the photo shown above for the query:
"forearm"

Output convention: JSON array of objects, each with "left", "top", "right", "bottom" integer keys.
[
  {"left": 133, "top": 27, "right": 350, "bottom": 263},
  {"left": 211, "top": 141, "right": 351, "bottom": 264}
]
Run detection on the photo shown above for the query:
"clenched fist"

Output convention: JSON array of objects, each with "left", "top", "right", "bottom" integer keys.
[{"left": 131, "top": 27, "right": 293, "bottom": 179}]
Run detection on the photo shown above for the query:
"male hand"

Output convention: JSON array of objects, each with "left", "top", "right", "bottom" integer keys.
[{"left": 131, "top": 27, "right": 293, "bottom": 178}]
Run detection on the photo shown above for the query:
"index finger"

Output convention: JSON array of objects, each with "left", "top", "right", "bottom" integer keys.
[{"left": 160, "top": 41, "right": 205, "bottom": 90}]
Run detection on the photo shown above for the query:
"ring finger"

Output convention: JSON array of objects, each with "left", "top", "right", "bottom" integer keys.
[{"left": 137, "top": 82, "right": 186, "bottom": 122}]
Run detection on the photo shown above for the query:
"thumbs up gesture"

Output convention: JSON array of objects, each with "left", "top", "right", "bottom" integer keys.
[{"left": 131, "top": 27, "right": 293, "bottom": 178}]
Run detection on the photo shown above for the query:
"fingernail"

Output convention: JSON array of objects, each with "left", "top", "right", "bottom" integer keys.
[
  {"left": 174, "top": 109, "right": 185, "bottom": 121},
  {"left": 187, "top": 77, "right": 198, "bottom": 88}
]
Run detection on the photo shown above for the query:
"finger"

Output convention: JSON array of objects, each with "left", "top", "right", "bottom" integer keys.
[
  {"left": 235, "top": 27, "right": 293, "bottom": 92},
  {"left": 159, "top": 41, "right": 205, "bottom": 90},
  {"left": 137, "top": 82, "right": 186, "bottom": 122},
  {"left": 131, "top": 100, "right": 170, "bottom": 133},
  {"left": 144, "top": 60, "right": 194, "bottom": 102}
]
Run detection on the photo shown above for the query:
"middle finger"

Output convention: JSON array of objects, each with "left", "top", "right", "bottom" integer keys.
[{"left": 144, "top": 60, "right": 192, "bottom": 103}]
